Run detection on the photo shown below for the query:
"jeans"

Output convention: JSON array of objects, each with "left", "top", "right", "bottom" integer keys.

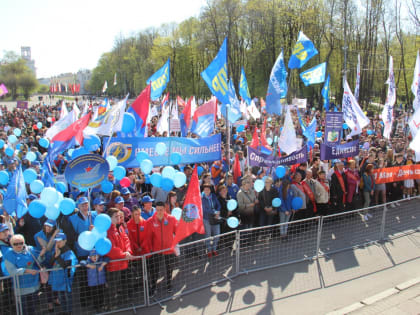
[
  {"left": 21, "top": 291, "right": 39, "bottom": 315},
  {"left": 57, "top": 290, "right": 73, "bottom": 314},
  {"left": 259, "top": 210, "right": 274, "bottom": 227},
  {"left": 203, "top": 219, "right": 220, "bottom": 252},
  {"left": 279, "top": 212, "right": 291, "bottom": 235}
]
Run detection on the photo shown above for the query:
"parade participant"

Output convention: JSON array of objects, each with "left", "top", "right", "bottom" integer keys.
[
  {"left": 257, "top": 177, "right": 278, "bottom": 227},
  {"left": 93, "top": 197, "right": 107, "bottom": 215},
  {"left": 314, "top": 171, "right": 330, "bottom": 216},
  {"left": 346, "top": 159, "right": 360, "bottom": 210},
  {"left": 227, "top": 173, "right": 240, "bottom": 200},
  {"left": 201, "top": 184, "right": 221, "bottom": 257},
  {"left": 362, "top": 164, "right": 375, "bottom": 220},
  {"left": 126, "top": 206, "right": 149, "bottom": 257},
  {"left": 114, "top": 196, "right": 131, "bottom": 222},
  {"left": 290, "top": 172, "right": 307, "bottom": 220},
  {"left": 121, "top": 187, "right": 139, "bottom": 211},
  {"left": 330, "top": 161, "right": 347, "bottom": 213},
  {"left": 278, "top": 180, "right": 294, "bottom": 240},
  {"left": 237, "top": 176, "right": 257, "bottom": 229},
  {"left": 141, "top": 195, "right": 156, "bottom": 220},
  {"left": 0, "top": 223, "right": 13, "bottom": 314}
]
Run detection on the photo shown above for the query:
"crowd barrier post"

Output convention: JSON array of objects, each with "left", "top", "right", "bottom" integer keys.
[
  {"left": 379, "top": 205, "right": 387, "bottom": 241},
  {"left": 235, "top": 229, "right": 240, "bottom": 275},
  {"left": 142, "top": 253, "right": 150, "bottom": 307},
  {"left": 13, "top": 274, "right": 22, "bottom": 315},
  {"left": 316, "top": 215, "right": 324, "bottom": 259}
]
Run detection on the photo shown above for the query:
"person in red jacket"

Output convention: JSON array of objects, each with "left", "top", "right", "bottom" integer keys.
[
  {"left": 146, "top": 201, "right": 177, "bottom": 295},
  {"left": 106, "top": 208, "right": 133, "bottom": 305}
]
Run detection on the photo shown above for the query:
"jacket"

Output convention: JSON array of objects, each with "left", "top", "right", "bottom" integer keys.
[
  {"left": 314, "top": 180, "right": 330, "bottom": 204},
  {"left": 126, "top": 218, "right": 149, "bottom": 256},
  {"left": 201, "top": 192, "right": 221, "bottom": 221},
  {"left": 49, "top": 246, "right": 78, "bottom": 292},
  {"left": 257, "top": 186, "right": 278, "bottom": 213},
  {"left": 0, "top": 239, "right": 10, "bottom": 276},
  {"left": 279, "top": 187, "right": 294, "bottom": 212},
  {"left": 106, "top": 224, "right": 132, "bottom": 272},
  {"left": 69, "top": 211, "right": 97, "bottom": 257},
  {"left": 145, "top": 212, "right": 177, "bottom": 255},
  {"left": 84, "top": 256, "right": 108, "bottom": 286}
]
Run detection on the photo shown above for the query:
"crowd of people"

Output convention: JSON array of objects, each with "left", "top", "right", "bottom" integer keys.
[{"left": 0, "top": 98, "right": 418, "bottom": 314}]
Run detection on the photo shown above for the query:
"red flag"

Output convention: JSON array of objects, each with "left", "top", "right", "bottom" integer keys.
[
  {"left": 250, "top": 127, "right": 259, "bottom": 149},
  {"left": 177, "top": 95, "right": 186, "bottom": 110},
  {"left": 233, "top": 153, "right": 241, "bottom": 184},
  {"left": 181, "top": 96, "right": 193, "bottom": 130},
  {"left": 260, "top": 118, "right": 270, "bottom": 148},
  {"left": 172, "top": 166, "right": 205, "bottom": 248}
]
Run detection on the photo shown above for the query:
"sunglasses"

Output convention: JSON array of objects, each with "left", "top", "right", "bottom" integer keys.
[{"left": 12, "top": 242, "right": 24, "bottom": 246}]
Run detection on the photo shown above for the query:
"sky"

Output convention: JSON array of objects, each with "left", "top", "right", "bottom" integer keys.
[{"left": 0, "top": 0, "right": 207, "bottom": 78}]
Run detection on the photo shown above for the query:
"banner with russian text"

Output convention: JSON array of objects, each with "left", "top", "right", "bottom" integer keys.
[
  {"left": 320, "top": 140, "right": 359, "bottom": 160},
  {"left": 372, "top": 164, "right": 420, "bottom": 184},
  {"left": 248, "top": 145, "right": 307, "bottom": 168},
  {"left": 104, "top": 134, "right": 222, "bottom": 167},
  {"left": 324, "top": 112, "right": 343, "bottom": 145}
]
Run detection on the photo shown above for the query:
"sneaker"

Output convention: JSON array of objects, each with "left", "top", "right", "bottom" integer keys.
[
  {"left": 207, "top": 252, "right": 213, "bottom": 258},
  {"left": 212, "top": 251, "right": 218, "bottom": 257},
  {"left": 367, "top": 213, "right": 373, "bottom": 219},
  {"left": 364, "top": 214, "right": 369, "bottom": 221}
]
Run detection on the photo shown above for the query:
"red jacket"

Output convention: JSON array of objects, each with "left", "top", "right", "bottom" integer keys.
[
  {"left": 106, "top": 224, "right": 132, "bottom": 272},
  {"left": 146, "top": 212, "right": 177, "bottom": 255},
  {"left": 126, "top": 218, "right": 149, "bottom": 256}
]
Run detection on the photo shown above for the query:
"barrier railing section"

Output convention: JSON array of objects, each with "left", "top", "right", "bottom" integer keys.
[{"left": 0, "top": 274, "right": 17, "bottom": 315}]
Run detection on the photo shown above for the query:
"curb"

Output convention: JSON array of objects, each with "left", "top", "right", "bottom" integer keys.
[{"left": 326, "top": 276, "right": 420, "bottom": 315}]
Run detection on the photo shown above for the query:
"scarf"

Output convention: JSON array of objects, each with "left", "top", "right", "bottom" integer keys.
[
  {"left": 301, "top": 180, "right": 317, "bottom": 213},
  {"left": 334, "top": 170, "right": 347, "bottom": 204}
]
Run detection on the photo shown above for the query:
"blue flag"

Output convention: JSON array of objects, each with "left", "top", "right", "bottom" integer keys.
[
  {"left": 300, "top": 62, "right": 327, "bottom": 86},
  {"left": 147, "top": 58, "right": 170, "bottom": 101},
  {"left": 322, "top": 74, "right": 330, "bottom": 111},
  {"left": 239, "top": 67, "right": 251, "bottom": 105},
  {"left": 41, "top": 158, "right": 55, "bottom": 188},
  {"left": 220, "top": 79, "right": 242, "bottom": 123},
  {"left": 296, "top": 109, "right": 306, "bottom": 128},
  {"left": 3, "top": 166, "right": 28, "bottom": 218},
  {"left": 303, "top": 117, "right": 317, "bottom": 147},
  {"left": 201, "top": 38, "right": 229, "bottom": 105},
  {"left": 288, "top": 31, "right": 319, "bottom": 69},
  {"left": 266, "top": 50, "right": 288, "bottom": 115}
]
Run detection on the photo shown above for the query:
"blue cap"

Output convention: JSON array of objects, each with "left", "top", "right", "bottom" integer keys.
[
  {"left": 115, "top": 196, "right": 124, "bottom": 204},
  {"left": 0, "top": 223, "right": 9, "bottom": 233},
  {"left": 28, "top": 194, "right": 37, "bottom": 201},
  {"left": 31, "top": 161, "right": 40, "bottom": 166},
  {"left": 121, "top": 187, "right": 130, "bottom": 195},
  {"left": 141, "top": 195, "right": 154, "bottom": 203},
  {"left": 54, "top": 232, "right": 67, "bottom": 241},
  {"left": 7, "top": 159, "right": 15, "bottom": 165},
  {"left": 44, "top": 219, "right": 56, "bottom": 227},
  {"left": 77, "top": 197, "right": 89, "bottom": 205},
  {"left": 93, "top": 198, "right": 106, "bottom": 206},
  {"left": 89, "top": 249, "right": 98, "bottom": 256}
]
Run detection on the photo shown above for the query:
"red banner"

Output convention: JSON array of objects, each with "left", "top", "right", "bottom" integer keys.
[{"left": 372, "top": 164, "right": 420, "bottom": 184}]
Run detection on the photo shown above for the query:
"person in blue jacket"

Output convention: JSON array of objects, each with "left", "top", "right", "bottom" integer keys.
[
  {"left": 4, "top": 234, "right": 46, "bottom": 315},
  {"left": 201, "top": 184, "right": 222, "bottom": 257},
  {"left": 278, "top": 180, "right": 294, "bottom": 241},
  {"left": 0, "top": 223, "right": 13, "bottom": 315},
  {"left": 48, "top": 233, "right": 78, "bottom": 314}
]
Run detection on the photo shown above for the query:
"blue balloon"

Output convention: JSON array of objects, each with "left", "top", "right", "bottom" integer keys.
[
  {"left": 94, "top": 214, "right": 112, "bottom": 233},
  {"left": 16, "top": 144, "right": 22, "bottom": 151},
  {"left": 171, "top": 207, "right": 182, "bottom": 220},
  {"left": 170, "top": 152, "right": 182, "bottom": 164},
  {"left": 72, "top": 147, "right": 89, "bottom": 159},
  {"left": 23, "top": 168, "right": 37, "bottom": 184},
  {"left": 45, "top": 204, "right": 60, "bottom": 220},
  {"left": 155, "top": 142, "right": 167, "bottom": 156},
  {"left": 106, "top": 156, "right": 118, "bottom": 171},
  {"left": 233, "top": 134, "right": 238, "bottom": 140},
  {"left": 227, "top": 199, "right": 237, "bottom": 211},
  {"left": 197, "top": 166, "right": 204, "bottom": 176},
  {"left": 113, "top": 166, "right": 126, "bottom": 180},
  {"left": 267, "top": 117, "right": 272, "bottom": 122},
  {"left": 55, "top": 182, "right": 67, "bottom": 193},
  {"left": 343, "top": 123, "right": 348, "bottom": 130},
  {"left": 95, "top": 237, "right": 112, "bottom": 255},
  {"left": 78, "top": 231, "right": 96, "bottom": 251},
  {"left": 37, "top": 122, "right": 42, "bottom": 129},
  {"left": 59, "top": 198, "right": 76, "bottom": 215},
  {"left": 292, "top": 197, "right": 303, "bottom": 210},
  {"left": 121, "top": 112, "right": 136, "bottom": 133},
  {"left": 367, "top": 130, "right": 374, "bottom": 135},
  {"left": 39, "top": 138, "right": 49, "bottom": 149},
  {"left": 25, "top": 151, "right": 36, "bottom": 161},
  {"left": 0, "top": 171, "right": 9, "bottom": 185},
  {"left": 140, "top": 159, "right": 153, "bottom": 174},
  {"left": 237, "top": 125, "right": 245, "bottom": 132},
  {"left": 30, "top": 180, "right": 44, "bottom": 194},
  {"left": 144, "top": 174, "right": 151, "bottom": 184},
  {"left": 91, "top": 227, "right": 107, "bottom": 242},
  {"left": 316, "top": 131, "right": 323, "bottom": 138},
  {"left": 275, "top": 166, "right": 286, "bottom": 179},
  {"left": 28, "top": 200, "right": 46, "bottom": 219},
  {"left": 161, "top": 178, "right": 174, "bottom": 192},
  {"left": 173, "top": 172, "right": 186, "bottom": 188},
  {"left": 101, "top": 180, "right": 113, "bottom": 194},
  {"left": 272, "top": 198, "right": 281, "bottom": 207},
  {"left": 227, "top": 217, "right": 239, "bottom": 229},
  {"left": 40, "top": 187, "right": 58, "bottom": 206},
  {"left": 267, "top": 137, "right": 273, "bottom": 145},
  {"left": 150, "top": 173, "right": 162, "bottom": 187},
  {"left": 162, "top": 166, "right": 176, "bottom": 179},
  {"left": 13, "top": 128, "right": 21, "bottom": 137},
  {"left": 5, "top": 147, "right": 14, "bottom": 157},
  {"left": 83, "top": 135, "right": 101, "bottom": 152},
  {"left": 136, "top": 151, "right": 149, "bottom": 164},
  {"left": 0, "top": 139, "right": 4, "bottom": 149},
  {"left": 254, "top": 179, "right": 264, "bottom": 192},
  {"left": 8, "top": 135, "right": 17, "bottom": 144}
]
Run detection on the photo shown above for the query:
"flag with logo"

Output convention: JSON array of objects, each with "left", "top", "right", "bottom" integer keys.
[
  {"left": 342, "top": 79, "right": 370, "bottom": 136},
  {"left": 412, "top": 51, "right": 420, "bottom": 111},
  {"left": 3, "top": 166, "right": 28, "bottom": 218},
  {"left": 300, "top": 62, "right": 326, "bottom": 86},
  {"left": 266, "top": 50, "right": 288, "bottom": 115},
  {"left": 288, "top": 31, "right": 319, "bottom": 69},
  {"left": 382, "top": 56, "right": 396, "bottom": 139},
  {"left": 322, "top": 74, "right": 330, "bottom": 111},
  {"left": 172, "top": 166, "right": 205, "bottom": 248},
  {"left": 45, "top": 108, "right": 78, "bottom": 140},
  {"left": 147, "top": 58, "right": 170, "bottom": 101},
  {"left": 239, "top": 67, "right": 251, "bottom": 105},
  {"left": 191, "top": 97, "right": 217, "bottom": 137}
]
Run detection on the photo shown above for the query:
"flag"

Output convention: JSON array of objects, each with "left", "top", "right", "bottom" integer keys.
[
  {"left": 248, "top": 100, "right": 261, "bottom": 120},
  {"left": 278, "top": 106, "right": 298, "bottom": 155},
  {"left": 412, "top": 51, "right": 420, "bottom": 111},
  {"left": 239, "top": 67, "right": 251, "bottom": 105},
  {"left": 303, "top": 116, "right": 317, "bottom": 147},
  {"left": 49, "top": 112, "right": 92, "bottom": 161},
  {"left": 409, "top": 107, "right": 420, "bottom": 138},
  {"left": 172, "top": 166, "right": 205, "bottom": 248},
  {"left": 59, "top": 100, "right": 68, "bottom": 120},
  {"left": 288, "top": 31, "right": 319, "bottom": 69},
  {"left": 250, "top": 127, "right": 259, "bottom": 149},
  {"left": 120, "top": 85, "right": 151, "bottom": 137},
  {"left": 114, "top": 73, "right": 117, "bottom": 86},
  {"left": 240, "top": 100, "right": 250, "bottom": 120},
  {"left": 300, "top": 62, "right": 327, "bottom": 86},
  {"left": 102, "top": 80, "right": 108, "bottom": 93},
  {"left": 382, "top": 56, "right": 396, "bottom": 139},
  {"left": 45, "top": 108, "right": 78, "bottom": 140},
  {"left": 322, "top": 74, "right": 331, "bottom": 111},
  {"left": 3, "top": 166, "right": 28, "bottom": 218},
  {"left": 201, "top": 38, "right": 229, "bottom": 105},
  {"left": 355, "top": 54, "right": 361, "bottom": 101},
  {"left": 161, "top": 92, "right": 170, "bottom": 110},
  {"left": 260, "top": 118, "right": 272, "bottom": 154},
  {"left": 191, "top": 97, "right": 217, "bottom": 137},
  {"left": 98, "top": 98, "right": 110, "bottom": 116},
  {"left": 233, "top": 153, "right": 241, "bottom": 184},
  {"left": 147, "top": 58, "right": 170, "bottom": 101},
  {"left": 41, "top": 158, "right": 55, "bottom": 187},
  {"left": 171, "top": 99, "right": 179, "bottom": 120},
  {"left": 177, "top": 96, "right": 186, "bottom": 110},
  {"left": 342, "top": 78, "right": 370, "bottom": 136},
  {"left": 266, "top": 50, "right": 288, "bottom": 115},
  {"left": 180, "top": 96, "right": 193, "bottom": 137},
  {"left": 220, "top": 79, "right": 242, "bottom": 123},
  {"left": 0, "top": 83, "right": 9, "bottom": 97},
  {"left": 157, "top": 101, "right": 170, "bottom": 134}
]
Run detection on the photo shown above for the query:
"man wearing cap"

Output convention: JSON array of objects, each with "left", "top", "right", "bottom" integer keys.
[
  {"left": 141, "top": 196, "right": 156, "bottom": 220},
  {"left": 121, "top": 187, "right": 139, "bottom": 211},
  {"left": 114, "top": 196, "right": 131, "bottom": 222},
  {"left": 93, "top": 198, "right": 107, "bottom": 215}
]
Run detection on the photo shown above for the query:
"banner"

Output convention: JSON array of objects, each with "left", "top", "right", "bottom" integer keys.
[
  {"left": 104, "top": 134, "right": 222, "bottom": 167},
  {"left": 248, "top": 145, "right": 307, "bottom": 168},
  {"left": 300, "top": 62, "right": 327, "bottom": 86},
  {"left": 320, "top": 140, "right": 359, "bottom": 160},
  {"left": 324, "top": 112, "right": 343, "bottom": 145},
  {"left": 292, "top": 98, "right": 307, "bottom": 109},
  {"left": 64, "top": 154, "right": 109, "bottom": 189},
  {"left": 147, "top": 58, "right": 170, "bottom": 101},
  {"left": 288, "top": 31, "right": 318, "bottom": 69},
  {"left": 16, "top": 101, "right": 28, "bottom": 109},
  {"left": 372, "top": 164, "right": 420, "bottom": 184}
]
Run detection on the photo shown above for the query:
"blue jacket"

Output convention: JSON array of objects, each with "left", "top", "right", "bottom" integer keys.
[
  {"left": 141, "top": 208, "right": 156, "bottom": 220},
  {"left": 0, "top": 239, "right": 10, "bottom": 276},
  {"left": 49, "top": 247, "right": 78, "bottom": 292},
  {"left": 69, "top": 211, "right": 97, "bottom": 257},
  {"left": 362, "top": 173, "right": 376, "bottom": 193},
  {"left": 34, "top": 230, "right": 54, "bottom": 265},
  {"left": 279, "top": 186, "right": 294, "bottom": 212},
  {"left": 201, "top": 193, "right": 221, "bottom": 220},
  {"left": 83, "top": 256, "right": 108, "bottom": 286},
  {"left": 228, "top": 183, "right": 240, "bottom": 200}
]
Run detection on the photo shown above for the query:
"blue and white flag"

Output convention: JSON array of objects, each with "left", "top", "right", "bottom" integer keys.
[
  {"left": 354, "top": 54, "right": 361, "bottom": 101},
  {"left": 201, "top": 38, "right": 229, "bottom": 105},
  {"left": 239, "top": 67, "right": 251, "bottom": 105},
  {"left": 382, "top": 56, "right": 396, "bottom": 139},
  {"left": 278, "top": 106, "right": 298, "bottom": 155},
  {"left": 300, "top": 62, "right": 326, "bottom": 86},
  {"left": 322, "top": 74, "right": 331, "bottom": 111},
  {"left": 220, "top": 79, "right": 242, "bottom": 123},
  {"left": 342, "top": 78, "right": 370, "bottom": 136},
  {"left": 288, "top": 31, "right": 319, "bottom": 69},
  {"left": 266, "top": 49, "right": 288, "bottom": 115},
  {"left": 147, "top": 58, "right": 170, "bottom": 101}
]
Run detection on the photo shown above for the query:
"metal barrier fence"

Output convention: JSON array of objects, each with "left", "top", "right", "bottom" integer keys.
[{"left": 5, "top": 196, "right": 419, "bottom": 314}]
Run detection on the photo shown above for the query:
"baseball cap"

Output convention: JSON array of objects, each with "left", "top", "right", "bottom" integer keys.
[
  {"left": 0, "top": 223, "right": 9, "bottom": 233},
  {"left": 115, "top": 196, "right": 124, "bottom": 204},
  {"left": 93, "top": 198, "right": 106, "bottom": 206},
  {"left": 121, "top": 187, "right": 130, "bottom": 195},
  {"left": 77, "top": 197, "right": 89, "bottom": 205},
  {"left": 44, "top": 219, "right": 56, "bottom": 227},
  {"left": 89, "top": 249, "right": 98, "bottom": 257},
  {"left": 54, "top": 232, "right": 67, "bottom": 241},
  {"left": 141, "top": 195, "right": 154, "bottom": 203}
]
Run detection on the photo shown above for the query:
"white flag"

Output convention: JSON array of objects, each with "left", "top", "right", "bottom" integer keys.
[
  {"left": 190, "top": 96, "right": 197, "bottom": 120},
  {"left": 171, "top": 101, "right": 179, "bottom": 119},
  {"left": 342, "top": 78, "right": 370, "bottom": 136},
  {"left": 247, "top": 100, "right": 261, "bottom": 120},
  {"left": 157, "top": 102, "right": 170, "bottom": 134},
  {"left": 382, "top": 56, "right": 396, "bottom": 139},
  {"left": 113, "top": 73, "right": 117, "bottom": 86},
  {"left": 355, "top": 54, "right": 361, "bottom": 101},
  {"left": 240, "top": 100, "right": 250, "bottom": 120},
  {"left": 278, "top": 105, "right": 298, "bottom": 155},
  {"left": 73, "top": 103, "right": 80, "bottom": 120},
  {"left": 409, "top": 108, "right": 420, "bottom": 138},
  {"left": 102, "top": 80, "right": 108, "bottom": 93},
  {"left": 412, "top": 51, "right": 420, "bottom": 111},
  {"left": 59, "top": 101, "right": 68, "bottom": 120}
]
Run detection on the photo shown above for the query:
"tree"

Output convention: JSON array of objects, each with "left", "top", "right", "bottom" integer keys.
[{"left": 19, "top": 73, "right": 38, "bottom": 99}]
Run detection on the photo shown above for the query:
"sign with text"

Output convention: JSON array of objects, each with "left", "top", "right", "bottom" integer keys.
[{"left": 372, "top": 164, "right": 420, "bottom": 184}]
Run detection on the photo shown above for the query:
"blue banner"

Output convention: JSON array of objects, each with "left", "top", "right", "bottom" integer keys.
[
  {"left": 266, "top": 50, "right": 288, "bottom": 115},
  {"left": 324, "top": 112, "right": 343, "bottom": 145},
  {"left": 300, "top": 62, "right": 326, "bottom": 86},
  {"left": 104, "top": 134, "right": 222, "bottom": 167},
  {"left": 248, "top": 145, "right": 307, "bottom": 168},
  {"left": 320, "top": 140, "right": 359, "bottom": 160},
  {"left": 147, "top": 58, "right": 170, "bottom": 100},
  {"left": 64, "top": 154, "right": 110, "bottom": 189},
  {"left": 201, "top": 38, "right": 229, "bottom": 105},
  {"left": 239, "top": 67, "right": 251, "bottom": 105},
  {"left": 288, "top": 31, "right": 319, "bottom": 69},
  {"left": 322, "top": 74, "right": 330, "bottom": 111}
]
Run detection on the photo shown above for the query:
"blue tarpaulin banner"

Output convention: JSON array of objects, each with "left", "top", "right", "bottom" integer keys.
[
  {"left": 248, "top": 145, "right": 307, "bottom": 168},
  {"left": 320, "top": 140, "right": 359, "bottom": 160}
]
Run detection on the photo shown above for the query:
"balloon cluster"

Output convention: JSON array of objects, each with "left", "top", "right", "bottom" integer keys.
[
  {"left": 78, "top": 214, "right": 112, "bottom": 255},
  {"left": 27, "top": 186, "right": 74, "bottom": 220}
]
